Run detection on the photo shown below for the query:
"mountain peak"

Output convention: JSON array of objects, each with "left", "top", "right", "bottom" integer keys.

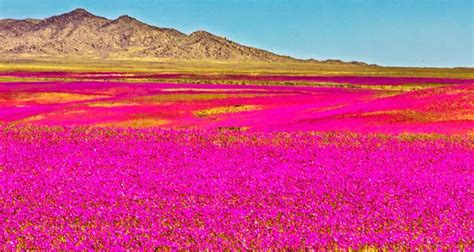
[
  {"left": 115, "top": 15, "right": 142, "bottom": 24},
  {"left": 117, "top": 15, "right": 134, "bottom": 21},
  {"left": 190, "top": 30, "right": 218, "bottom": 39},
  {"left": 191, "top": 30, "right": 212, "bottom": 36},
  {"left": 107, "top": 15, "right": 151, "bottom": 28},
  {"left": 65, "top": 8, "right": 95, "bottom": 18},
  {"left": 39, "top": 8, "right": 100, "bottom": 25}
]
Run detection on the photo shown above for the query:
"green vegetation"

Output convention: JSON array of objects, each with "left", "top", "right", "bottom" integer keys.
[{"left": 0, "top": 57, "right": 472, "bottom": 78}]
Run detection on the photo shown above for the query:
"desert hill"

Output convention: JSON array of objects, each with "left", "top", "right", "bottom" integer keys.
[{"left": 0, "top": 8, "right": 304, "bottom": 62}]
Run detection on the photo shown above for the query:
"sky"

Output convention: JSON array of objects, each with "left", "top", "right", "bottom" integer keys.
[{"left": 0, "top": 0, "right": 472, "bottom": 67}]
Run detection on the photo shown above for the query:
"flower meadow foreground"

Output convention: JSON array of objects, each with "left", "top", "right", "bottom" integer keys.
[
  {"left": 0, "top": 125, "right": 472, "bottom": 249},
  {"left": 0, "top": 2, "right": 473, "bottom": 249},
  {"left": 0, "top": 71, "right": 473, "bottom": 249}
]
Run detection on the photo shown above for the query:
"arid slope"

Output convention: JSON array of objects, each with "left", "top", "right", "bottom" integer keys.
[{"left": 0, "top": 8, "right": 298, "bottom": 61}]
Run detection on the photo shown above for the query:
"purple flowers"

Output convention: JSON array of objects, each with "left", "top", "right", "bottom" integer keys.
[
  {"left": 0, "top": 70, "right": 472, "bottom": 249},
  {"left": 0, "top": 126, "right": 472, "bottom": 249}
]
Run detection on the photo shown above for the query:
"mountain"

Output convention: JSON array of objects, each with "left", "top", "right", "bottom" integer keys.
[{"left": 0, "top": 8, "right": 299, "bottom": 62}]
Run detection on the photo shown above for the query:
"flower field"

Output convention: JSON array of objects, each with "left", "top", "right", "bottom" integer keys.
[
  {"left": 1, "top": 126, "right": 473, "bottom": 249},
  {"left": 0, "top": 71, "right": 473, "bottom": 249},
  {"left": 0, "top": 72, "right": 473, "bottom": 133}
]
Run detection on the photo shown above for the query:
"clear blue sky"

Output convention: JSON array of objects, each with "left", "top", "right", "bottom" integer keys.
[{"left": 0, "top": 0, "right": 472, "bottom": 67}]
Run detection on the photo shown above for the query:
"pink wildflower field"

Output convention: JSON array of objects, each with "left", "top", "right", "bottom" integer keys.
[{"left": 0, "top": 72, "right": 473, "bottom": 249}]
